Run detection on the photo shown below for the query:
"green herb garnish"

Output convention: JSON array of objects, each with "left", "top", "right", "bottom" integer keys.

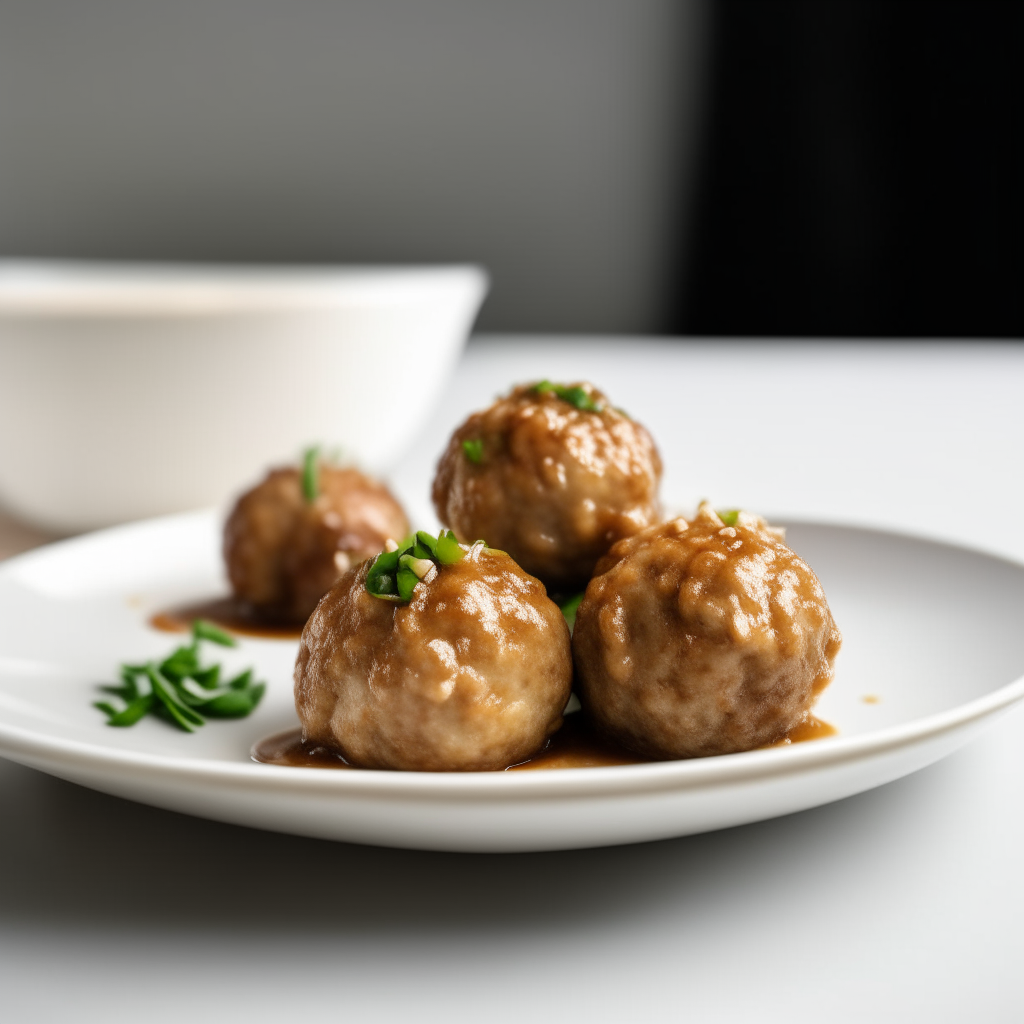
[
  {"left": 462, "top": 438, "right": 484, "bottom": 464},
  {"left": 191, "top": 618, "right": 236, "bottom": 646},
  {"left": 301, "top": 445, "right": 320, "bottom": 503},
  {"left": 717, "top": 509, "right": 740, "bottom": 527},
  {"left": 365, "top": 529, "right": 468, "bottom": 604},
  {"left": 94, "top": 620, "right": 265, "bottom": 733},
  {"left": 533, "top": 380, "right": 604, "bottom": 413},
  {"left": 558, "top": 593, "right": 585, "bottom": 632}
]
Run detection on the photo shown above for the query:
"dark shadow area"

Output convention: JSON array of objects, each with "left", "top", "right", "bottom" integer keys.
[
  {"left": 679, "top": 0, "right": 1023, "bottom": 337},
  {"left": 0, "top": 749, "right": 972, "bottom": 937}
]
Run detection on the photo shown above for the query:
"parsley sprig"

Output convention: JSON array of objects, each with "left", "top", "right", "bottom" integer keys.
[
  {"left": 95, "top": 620, "right": 265, "bottom": 733},
  {"left": 533, "top": 380, "right": 604, "bottom": 413},
  {"left": 717, "top": 509, "right": 740, "bottom": 527},
  {"left": 366, "top": 529, "right": 466, "bottom": 604}
]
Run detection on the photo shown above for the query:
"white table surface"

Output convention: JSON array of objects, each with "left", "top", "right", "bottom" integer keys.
[{"left": 1, "top": 337, "right": 1022, "bottom": 1023}]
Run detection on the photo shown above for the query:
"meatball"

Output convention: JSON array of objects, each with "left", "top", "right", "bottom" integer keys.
[
  {"left": 224, "top": 461, "right": 409, "bottom": 624},
  {"left": 432, "top": 381, "right": 662, "bottom": 594},
  {"left": 294, "top": 538, "right": 572, "bottom": 771},
  {"left": 573, "top": 503, "right": 842, "bottom": 759}
]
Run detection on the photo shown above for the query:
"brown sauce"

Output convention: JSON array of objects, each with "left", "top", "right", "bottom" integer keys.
[
  {"left": 768, "top": 715, "right": 837, "bottom": 745},
  {"left": 252, "top": 714, "right": 836, "bottom": 772},
  {"left": 150, "top": 598, "right": 304, "bottom": 640},
  {"left": 508, "top": 714, "right": 642, "bottom": 769}
]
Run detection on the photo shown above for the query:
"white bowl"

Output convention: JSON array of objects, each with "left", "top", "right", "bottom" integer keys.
[{"left": 0, "top": 261, "right": 487, "bottom": 533}]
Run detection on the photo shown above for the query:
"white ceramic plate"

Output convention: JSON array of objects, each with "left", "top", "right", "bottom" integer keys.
[{"left": 1, "top": 510, "right": 1022, "bottom": 852}]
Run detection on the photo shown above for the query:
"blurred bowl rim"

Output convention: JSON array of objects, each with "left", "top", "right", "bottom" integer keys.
[{"left": 0, "top": 259, "right": 489, "bottom": 316}]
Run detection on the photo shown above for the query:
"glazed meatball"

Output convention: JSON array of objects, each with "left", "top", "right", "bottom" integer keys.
[
  {"left": 432, "top": 382, "right": 662, "bottom": 593},
  {"left": 573, "top": 503, "right": 842, "bottom": 759},
  {"left": 294, "top": 541, "right": 572, "bottom": 771},
  {"left": 224, "top": 462, "right": 409, "bottom": 624}
]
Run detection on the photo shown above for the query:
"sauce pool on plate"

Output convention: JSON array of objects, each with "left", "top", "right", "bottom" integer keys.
[
  {"left": 150, "top": 598, "right": 304, "bottom": 640},
  {"left": 252, "top": 714, "right": 836, "bottom": 772}
]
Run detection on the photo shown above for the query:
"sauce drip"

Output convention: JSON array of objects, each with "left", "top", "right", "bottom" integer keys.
[
  {"left": 150, "top": 598, "right": 304, "bottom": 640},
  {"left": 768, "top": 715, "right": 837, "bottom": 745},
  {"left": 252, "top": 714, "right": 836, "bottom": 772}
]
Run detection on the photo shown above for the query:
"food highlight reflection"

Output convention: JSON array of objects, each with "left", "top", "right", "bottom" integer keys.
[{"left": 141, "top": 380, "right": 841, "bottom": 773}]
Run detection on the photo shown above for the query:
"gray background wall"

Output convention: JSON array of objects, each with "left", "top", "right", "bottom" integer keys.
[{"left": 0, "top": 0, "right": 708, "bottom": 332}]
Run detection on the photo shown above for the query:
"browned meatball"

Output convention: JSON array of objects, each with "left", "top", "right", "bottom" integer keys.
[
  {"left": 432, "top": 382, "right": 662, "bottom": 593},
  {"left": 224, "top": 463, "right": 409, "bottom": 624},
  {"left": 294, "top": 542, "right": 572, "bottom": 771},
  {"left": 573, "top": 503, "right": 842, "bottom": 759}
]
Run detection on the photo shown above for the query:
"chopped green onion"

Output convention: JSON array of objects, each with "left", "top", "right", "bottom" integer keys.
[
  {"left": 203, "top": 684, "right": 266, "bottom": 718},
  {"left": 532, "top": 380, "right": 604, "bottom": 413},
  {"left": 415, "top": 530, "right": 439, "bottom": 557},
  {"left": 400, "top": 554, "right": 435, "bottom": 579},
  {"left": 178, "top": 677, "right": 228, "bottom": 702},
  {"left": 365, "top": 529, "right": 471, "bottom": 605},
  {"left": 159, "top": 644, "right": 200, "bottom": 682},
  {"left": 192, "top": 619, "right": 236, "bottom": 648},
  {"left": 95, "top": 625, "right": 265, "bottom": 733},
  {"left": 172, "top": 673, "right": 266, "bottom": 719},
  {"left": 434, "top": 529, "right": 464, "bottom": 566},
  {"left": 366, "top": 547, "right": 402, "bottom": 600},
  {"left": 148, "top": 665, "right": 205, "bottom": 728},
  {"left": 227, "top": 669, "right": 253, "bottom": 691},
  {"left": 718, "top": 509, "right": 740, "bottom": 527},
  {"left": 301, "top": 445, "right": 320, "bottom": 503},
  {"left": 190, "top": 664, "right": 221, "bottom": 689},
  {"left": 94, "top": 694, "right": 155, "bottom": 727},
  {"left": 462, "top": 438, "right": 484, "bottom": 464},
  {"left": 396, "top": 568, "right": 419, "bottom": 602}
]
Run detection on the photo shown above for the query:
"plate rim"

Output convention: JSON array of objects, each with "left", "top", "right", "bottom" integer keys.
[
  {"left": 2, "top": 512, "right": 1024, "bottom": 801},
  {"left": 1, "top": 674, "right": 1022, "bottom": 802}
]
